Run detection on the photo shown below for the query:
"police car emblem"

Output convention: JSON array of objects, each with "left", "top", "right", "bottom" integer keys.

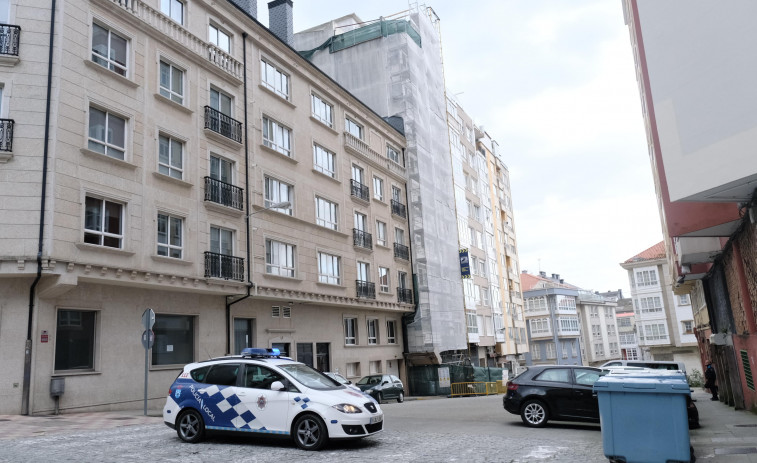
[
  {"left": 175, "top": 389, "right": 182, "bottom": 399},
  {"left": 257, "top": 395, "right": 267, "bottom": 410}
]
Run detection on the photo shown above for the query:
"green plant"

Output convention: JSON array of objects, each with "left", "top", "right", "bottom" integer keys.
[{"left": 688, "top": 368, "right": 704, "bottom": 388}]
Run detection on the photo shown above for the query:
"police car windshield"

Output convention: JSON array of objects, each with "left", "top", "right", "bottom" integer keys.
[{"left": 278, "top": 364, "right": 342, "bottom": 390}]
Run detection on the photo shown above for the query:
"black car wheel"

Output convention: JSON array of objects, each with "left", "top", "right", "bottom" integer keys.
[
  {"left": 520, "top": 399, "right": 549, "bottom": 427},
  {"left": 397, "top": 391, "right": 404, "bottom": 403},
  {"left": 176, "top": 409, "right": 205, "bottom": 443},
  {"left": 293, "top": 414, "right": 328, "bottom": 451}
]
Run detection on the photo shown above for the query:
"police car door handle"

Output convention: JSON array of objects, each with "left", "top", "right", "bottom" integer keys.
[{"left": 237, "top": 391, "right": 247, "bottom": 396}]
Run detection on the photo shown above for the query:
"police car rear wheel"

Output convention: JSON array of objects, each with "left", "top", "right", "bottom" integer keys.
[
  {"left": 293, "top": 414, "right": 328, "bottom": 451},
  {"left": 177, "top": 409, "right": 205, "bottom": 443}
]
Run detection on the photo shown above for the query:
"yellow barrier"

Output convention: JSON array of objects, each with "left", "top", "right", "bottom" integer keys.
[{"left": 450, "top": 381, "right": 500, "bottom": 397}]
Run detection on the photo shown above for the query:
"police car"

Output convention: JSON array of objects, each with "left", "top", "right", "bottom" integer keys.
[{"left": 163, "top": 348, "right": 384, "bottom": 450}]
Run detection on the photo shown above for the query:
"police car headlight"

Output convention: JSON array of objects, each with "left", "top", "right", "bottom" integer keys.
[{"left": 333, "top": 403, "right": 363, "bottom": 414}]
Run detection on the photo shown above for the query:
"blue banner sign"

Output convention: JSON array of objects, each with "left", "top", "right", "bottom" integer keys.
[{"left": 459, "top": 248, "right": 471, "bottom": 279}]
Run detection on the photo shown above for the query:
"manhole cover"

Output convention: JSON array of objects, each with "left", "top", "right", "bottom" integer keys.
[
  {"left": 715, "top": 447, "right": 757, "bottom": 455},
  {"left": 734, "top": 424, "right": 757, "bottom": 428}
]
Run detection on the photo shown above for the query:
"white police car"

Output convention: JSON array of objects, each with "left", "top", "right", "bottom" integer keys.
[{"left": 163, "top": 348, "right": 383, "bottom": 450}]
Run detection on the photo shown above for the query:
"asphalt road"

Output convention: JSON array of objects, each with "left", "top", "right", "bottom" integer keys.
[{"left": 1, "top": 395, "right": 607, "bottom": 463}]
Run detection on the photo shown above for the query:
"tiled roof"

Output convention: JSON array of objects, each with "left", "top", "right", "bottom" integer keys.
[
  {"left": 623, "top": 241, "right": 666, "bottom": 264},
  {"left": 520, "top": 272, "right": 577, "bottom": 291}
]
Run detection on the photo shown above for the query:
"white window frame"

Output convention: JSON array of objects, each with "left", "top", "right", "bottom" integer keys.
[
  {"left": 91, "top": 22, "right": 128, "bottom": 76},
  {"left": 378, "top": 267, "right": 390, "bottom": 293},
  {"left": 315, "top": 196, "right": 338, "bottom": 230},
  {"left": 376, "top": 221, "right": 387, "bottom": 247},
  {"left": 311, "top": 93, "right": 333, "bottom": 127},
  {"left": 386, "top": 320, "right": 397, "bottom": 344},
  {"left": 158, "top": 133, "right": 184, "bottom": 179},
  {"left": 387, "top": 144, "right": 401, "bottom": 165},
  {"left": 345, "top": 117, "right": 363, "bottom": 139},
  {"left": 261, "top": 59, "right": 290, "bottom": 100},
  {"left": 313, "top": 144, "right": 336, "bottom": 178},
  {"left": 208, "top": 23, "right": 231, "bottom": 53},
  {"left": 546, "top": 342, "right": 556, "bottom": 359},
  {"left": 160, "top": 0, "right": 184, "bottom": 25},
  {"left": 317, "top": 251, "right": 341, "bottom": 285},
  {"left": 367, "top": 319, "right": 378, "bottom": 345},
  {"left": 157, "top": 212, "right": 183, "bottom": 258},
  {"left": 84, "top": 196, "right": 124, "bottom": 249},
  {"left": 373, "top": 176, "right": 384, "bottom": 201},
  {"left": 265, "top": 239, "right": 295, "bottom": 277},
  {"left": 264, "top": 176, "right": 293, "bottom": 215},
  {"left": 344, "top": 317, "right": 357, "bottom": 345},
  {"left": 262, "top": 116, "right": 292, "bottom": 157},
  {"left": 159, "top": 59, "right": 185, "bottom": 104},
  {"left": 88, "top": 106, "right": 127, "bottom": 160}
]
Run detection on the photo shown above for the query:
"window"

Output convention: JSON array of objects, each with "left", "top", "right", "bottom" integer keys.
[
  {"left": 379, "top": 267, "right": 390, "bottom": 293},
  {"left": 346, "top": 362, "right": 359, "bottom": 377},
  {"left": 55, "top": 310, "right": 96, "bottom": 371},
  {"left": 345, "top": 117, "right": 363, "bottom": 139},
  {"left": 317, "top": 251, "right": 341, "bottom": 285},
  {"left": 618, "top": 317, "right": 632, "bottom": 328},
  {"left": 261, "top": 59, "right": 289, "bottom": 99},
  {"left": 344, "top": 318, "right": 357, "bottom": 345},
  {"left": 536, "top": 368, "right": 571, "bottom": 384},
  {"left": 160, "top": 0, "right": 184, "bottom": 25},
  {"left": 546, "top": 342, "right": 556, "bottom": 359},
  {"left": 367, "top": 319, "right": 378, "bottom": 345},
  {"left": 635, "top": 269, "right": 658, "bottom": 287},
  {"left": 233, "top": 318, "right": 254, "bottom": 355},
  {"left": 205, "top": 364, "right": 240, "bottom": 386},
  {"left": 159, "top": 60, "right": 184, "bottom": 104},
  {"left": 244, "top": 365, "right": 285, "bottom": 389},
  {"left": 562, "top": 343, "right": 568, "bottom": 358},
  {"left": 482, "top": 287, "right": 490, "bottom": 306},
  {"left": 592, "top": 324, "right": 601, "bottom": 338},
  {"left": 682, "top": 320, "right": 694, "bottom": 334},
  {"left": 313, "top": 144, "right": 335, "bottom": 178},
  {"left": 357, "top": 261, "right": 370, "bottom": 282},
  {"left": 157, "top": 213, "right": 182, "bottom": 258},
  {"left": 265, "top": 239, "right": 295, "bottom": 277},
  {"left": 91, "top": 23, "right": 127, "bottom": 76},
  {"left": 641, "top": 323, "right": 668, "bottom": 341},
  {"left": 398, "top": 271, "right": 408, "bottom": 290},
  {"left": 209, "top": 24, "right": 230, "bottom": 52},
  {"left": 152, "top": 314, "right": 194, "bottom": 366},
  {"left": 297, "top": 343, "right": 314, "bottom": 367},
  {"left": 594, "top": 343, "right": 605, "bottom": 356},
  {"left": 210, "top": 155, "right": 233, "bottom": 184},
  {"left": 395, "top": 227, "right": 405, "bottom": 246},
  {"left": 387, "top": 145, "right": 401, "bottom": 165},
  {"left": 376, "top": 221, "right": 387, "bottom": 246},
  {"left": 311, "top": 93, "right": 333, "bottom": 127},
  {"left": 466, "top": 312, "right": 478, "bottom": 334},
  {"left": 392, "top": 185, "right": 402, "bottom": 203},
  {"left": 351, "top": 164, "right": 365, "bottom": 185},
  {"left": 88, "top": 107, "right": 126, "bottom": 160},
  {"left": 529, "top": 318, "right": 550, "bottom": 335},
  {"left": 373, "top": 176, "right": 384, "bottom": 201},
  {"left": 315, "top": 197, "right": 338, "bottom": 230},
  {"left": 262, "top": 116, "right": 291, "bottom": 157},
  {"left": 210, "top": 88, "right": 232, "bottom": 116},
  {"left": 607, "top": 324, "right": 616, "bottom": 336},
  {"left": 84, "top": 196, "right": 123, "bottom": 248},
  {"left": 530, "top": 343, "right": 540, "bottom": 359},
  {"left": 264, "top": 176, "right": 293, "bottom": 215},
  {"left": 639, "top": 296, "right": 663, "bottom": 313},
  {"left": 386, "top": 320, "right": 397, "bottom": 344},
  {"left": 158, "top": 134, "right": 184, "bottom": 179},
  {"left": 210, "top": 226, "right": 233, "bottom": 256},
  {"left": 678, "top": 294, "right": 691, "bottom": 305},
  {"left": 369, "top": 361, "right": 381, "bottom": 374}
]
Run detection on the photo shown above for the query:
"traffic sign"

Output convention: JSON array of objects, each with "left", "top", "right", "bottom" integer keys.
[
  {"left": 142, "top": 308, "right": 155, "bottom": 330},
  {"left": 141, "top": 330, "right": 154, "bottom": 349}
]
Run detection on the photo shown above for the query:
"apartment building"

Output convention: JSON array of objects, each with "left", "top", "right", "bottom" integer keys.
[
  {"left": 623, "top": 0, "right": 757, "bottom": 409},
  {"left": 620, "top": 243, "right": 699, "bottom": 372},
  {"left": 576, "top": 290, "right": 620, "bottom": 367},
  {"left": 521, "top": 272, "right": 582, "bottom": 366},
  {"left": 615, "top": 299, "right": 640, "bottom": 360},
  {"left": 0, "top": 0, "right": 412, "bottom": 415}
]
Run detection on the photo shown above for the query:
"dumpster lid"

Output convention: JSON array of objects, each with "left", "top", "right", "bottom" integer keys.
[{"left": 593, "top": 375, "right": 690, "bottom": 393}]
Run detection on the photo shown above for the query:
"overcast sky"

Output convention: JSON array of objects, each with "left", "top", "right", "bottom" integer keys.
[{"left": 260, "top": 1, "right": 664, "bottom": 297}]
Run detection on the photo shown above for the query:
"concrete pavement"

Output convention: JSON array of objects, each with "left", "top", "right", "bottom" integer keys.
[{"left": 0, "top": 390, "right": 755, "bottom": 462}]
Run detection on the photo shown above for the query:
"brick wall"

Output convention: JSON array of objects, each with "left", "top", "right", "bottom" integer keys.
[{"left": 736, "top": 221, "right": 757, "bottom": 332}]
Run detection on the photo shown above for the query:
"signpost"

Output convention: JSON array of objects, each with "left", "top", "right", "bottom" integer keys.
[{"left": 142, "top": 308, "right": 155, "bottom": 416}]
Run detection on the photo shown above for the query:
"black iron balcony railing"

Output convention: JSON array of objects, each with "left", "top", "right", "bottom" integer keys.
[
  {"left": 0, "top": 25, "right": 20, "bottom": 57},
  {"left": 204, "top": 106, "right": 243, "bottom": 143},
  {"left": 393, "top": 242, "right": 409, "bottom": 260},
  {"left": 350, "top": 179, "right": 369, "bottom": 202},
  {"left": 356, "top": 280, "right": 376, "bottom": 299},
  {"left": 352, "top": 228, "right": 372, "bottom": 250},
  {"left": 204, "top": 176, "right": 244, "bottom": 210},
  {"left": 391, "top": 199, "right": 407, "bottom": 219},
  {"left": 204, "top": 251, "right": 244, "bottom": 281},
  {"left": 0, "top": 119, "right": 13, "bottom": 152},
  {"left": 397, "top": 287, "right": 413, "bottom": 304}
]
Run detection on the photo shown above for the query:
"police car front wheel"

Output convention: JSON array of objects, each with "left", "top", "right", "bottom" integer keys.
[
  {"left": 177, "top": 409, "right": 205, "bottom": 443},
  {"left": 293, "top": 414, "right": 328, "bottom": 451}
]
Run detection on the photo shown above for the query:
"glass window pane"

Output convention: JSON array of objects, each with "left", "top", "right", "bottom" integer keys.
[
  {"left": 107, "top": 114, "right": 125, "bottom": 148},
  {"left": 104, "top": 201, "right": 121, "bottom": 234},
  {"left": 54, "top": 310, "right": 96, "bottom": 371},
  {"left": 152, "top": 314, "right": 194, "bottom": 366},
  {"left": 85, "top": 197, "right": 102, "bottom": 232}
]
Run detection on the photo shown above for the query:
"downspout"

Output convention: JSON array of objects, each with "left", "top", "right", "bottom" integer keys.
[
  {"left": 225, "top": 32, "right": 252, "bottom": 355},
  {"left": 23, "top": 0, "right": 56, "bottom": 415}
]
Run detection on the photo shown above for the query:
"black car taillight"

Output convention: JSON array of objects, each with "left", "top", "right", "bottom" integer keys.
[{"left": 506, "top": 381, "right": 518, "bottom": 391}]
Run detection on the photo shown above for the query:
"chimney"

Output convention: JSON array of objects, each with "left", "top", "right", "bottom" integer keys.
[
  {"left": 539, "top": 271, "right": 546, "bottom": 278},
  {"left": 268, "top": 0, "right": 293, "bottom": 46},
  {"left": 229, "top": 0, "right": 257, "bottom": 19}
]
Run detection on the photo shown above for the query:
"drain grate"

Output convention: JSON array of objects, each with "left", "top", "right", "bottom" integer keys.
[
  {"left": 715, "top": 447, "right": 757, "bottom": 455},
  {"left": 734, "top": 424, "right": 757, "bottom": 428}
]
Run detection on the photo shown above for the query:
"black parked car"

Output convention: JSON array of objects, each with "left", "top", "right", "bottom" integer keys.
[
  {"left": 356, "top": 374, "right": 405, "bottom": 403},
  {"left": 503, "top": 365, "right": 699, "bottom": 428}
]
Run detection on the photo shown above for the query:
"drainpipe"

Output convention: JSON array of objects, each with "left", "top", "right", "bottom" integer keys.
[
  {"left": 225, "top": 32, "right": 252, "bottom": 355},
  {"left": 23, "top": 0, "right": 56, "bottom": 415}
]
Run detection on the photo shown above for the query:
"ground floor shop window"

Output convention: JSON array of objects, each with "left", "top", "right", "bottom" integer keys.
[
  {"left": 55, "top": 309, "right": 96, "bottom": 371},
  {"left": 234, "top": 318, "right": 254, "bottom": 355},
  {"left": 153, "top": 314, "right": 194, "bottom": 366}
]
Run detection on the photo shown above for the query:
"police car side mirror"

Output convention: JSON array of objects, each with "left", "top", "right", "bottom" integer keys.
[{"left": 270, "top": 381, "right": 287, "bottom": 391}]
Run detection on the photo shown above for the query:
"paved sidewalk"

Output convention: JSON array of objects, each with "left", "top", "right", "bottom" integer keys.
[
  {"left": 689, "top": 389, "right": 757, "bottom": 462},
  {"left": 0, "top": 409, "right": 162, "bottom": 440}
]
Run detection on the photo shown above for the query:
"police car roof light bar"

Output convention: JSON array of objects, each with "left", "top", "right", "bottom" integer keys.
[{"left": 241, "top": 347, "right": 281, "bottom": 358}]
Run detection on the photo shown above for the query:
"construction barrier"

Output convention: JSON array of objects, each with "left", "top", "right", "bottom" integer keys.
[{"left": 450, "top": 381, "right": 499, "bottom": 397}]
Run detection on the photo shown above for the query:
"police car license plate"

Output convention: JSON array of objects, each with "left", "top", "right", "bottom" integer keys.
[{"left": 369, "top": 415, "right": 383, "bottom": 424}]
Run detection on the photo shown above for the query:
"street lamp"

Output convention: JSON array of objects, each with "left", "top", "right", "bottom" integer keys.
[{"left": 247, "top": 201, "right": 290, "bottom": 217}]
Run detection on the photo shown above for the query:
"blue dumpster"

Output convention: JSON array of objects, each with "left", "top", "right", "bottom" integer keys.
[{"left": 593, "top": 374, "right": 691, "bottom": 463}]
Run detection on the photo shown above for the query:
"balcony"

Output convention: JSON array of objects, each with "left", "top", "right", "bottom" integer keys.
[
  {"left": 0, "top": 119, "right": 13, "bottom": 161},
  {"left": 352, "top": 229, "right": 373, "bottom": 250},
  {"left": 350, "top": 179, "right": 369, "bottom": 202},
  {"left": 0, "top": 24, "right": 20, "bottom": 58},
  {"left": 204, "top": 177, "right": 244, "bottom": 210},
  {"left": 356, "top": 280, "right": 376, "bottom": 299},
  {"left": 397, "top": 287, "right": 413, "bottom": 304},
  {"left": 204, "top": 106, "right": 243, "bottom": 143},
  {"left": 204, "top": 251, "right": 244, "bottom": 281},
  {"left": 393, "top": 242, "right": 409, "bottom": 260},
  {"left": 391, "top": 199, "right": 407, "bottom": 219},
  {"left": 344, "top": 132, "right": 406, "bottom": 178}
]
